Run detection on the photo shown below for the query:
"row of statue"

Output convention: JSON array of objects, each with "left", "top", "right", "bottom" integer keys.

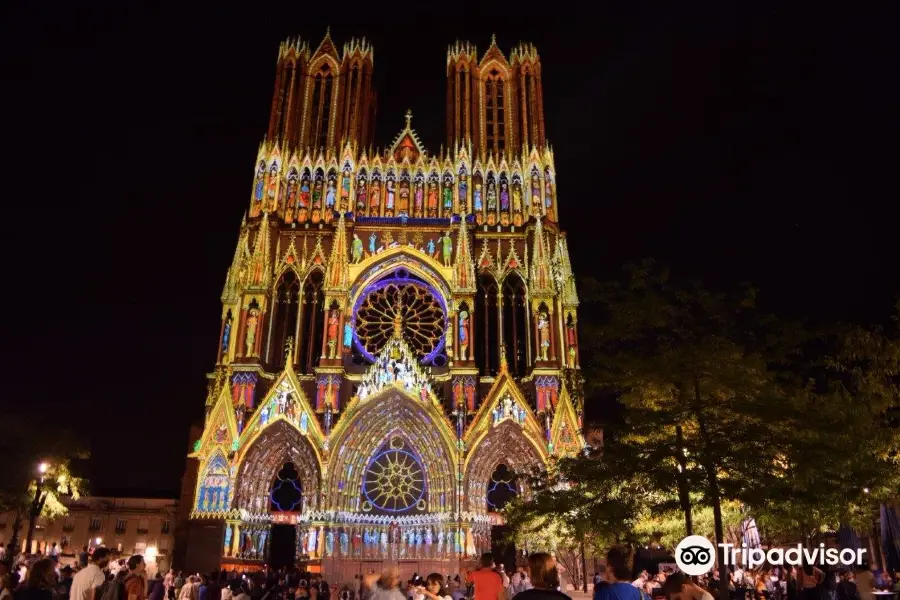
[
  {"left": 351, "top": 231, "right": 453, "bottom": 266},
  {"left": 224, "top": 522, "right": 488, "bottom": 560},
  {"left": 250, "top": 162, "right": 556, "bottom": 227}
]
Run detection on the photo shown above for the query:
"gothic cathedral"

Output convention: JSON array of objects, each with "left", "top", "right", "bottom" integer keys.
[{"left": 187, "top": 31, "right": 585, "bottom": 578}]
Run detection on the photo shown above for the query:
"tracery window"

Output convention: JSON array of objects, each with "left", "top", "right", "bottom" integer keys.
[
  {"left": 485, "top": 69, "right": 506, "bottom": 155},
  {"left": 476, "top": 274, "right": 500, "bottom": 376},
  {"left": 298, "top": 270, "right": 325, "bottom": 374},
  {"left": 486, "top": 464, "right": 517, "bottom": 512},
  {"left": 502, "top": 274, "right": 528, "bottom": 377},
  {"left": 310, "top": 65, "right": 334, "bottom": 150},
  {"left": 268, "top": 271, "right": 301, "bottom": 369},
  {"left": 270, "top": 462, "right": 303, "bottom": 512}
]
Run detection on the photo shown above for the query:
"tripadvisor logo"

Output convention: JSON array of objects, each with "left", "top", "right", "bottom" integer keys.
[{"left": 675, "top": 535, "right": 866, "bottom": 574}]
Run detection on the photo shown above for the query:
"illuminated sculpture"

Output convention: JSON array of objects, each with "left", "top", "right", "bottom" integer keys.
[{"left": 188, "top": 31, "right": 586, "bottom": 577}]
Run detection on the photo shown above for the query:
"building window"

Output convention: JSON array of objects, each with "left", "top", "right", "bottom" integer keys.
[
  {"left": 89, "top": 518, "right": 102, "bottom": 531},
  {"left": 485, "top": 70, "right": 506, "bottom": 155},
  {"left": 115, "top": 519, "right": 126, "bottom": 534},
  {"left": 62, "top": 518, "right": 75, "bottom": 533},
  {"left": 161, "top": 520, "right": 170, "bottom": 534},
  {"left": 137, "top": 519, "right": 149, "bottom": 535}
]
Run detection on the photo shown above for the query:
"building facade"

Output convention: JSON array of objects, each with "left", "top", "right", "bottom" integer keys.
[
  {"left": 186, "top": 31, "right": 585, "bottom": 580},
  {"left": 0, "top": 497, "right": 177, "bottom": 575}
]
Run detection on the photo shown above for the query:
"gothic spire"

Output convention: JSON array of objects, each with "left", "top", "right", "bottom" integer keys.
[
  {"left": 326, "top": 212, "right": 349, "bottom": 290},
  {"left": 529, "top": 216, "right": 554, "bottom": 294},
  {"left": 452, "top": 216, "right": 476, "bottom": 293},
  {"left": 246, "top": 212, "right": 272, "bottom": 290},
  {"left": 222, "top": 220, "right": 250, "bottom": 302}
]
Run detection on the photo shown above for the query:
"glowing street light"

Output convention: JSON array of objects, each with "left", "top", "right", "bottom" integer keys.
[
  {"left": 38, "top": 463, "right": 49, "bottom": 474},
  {"left": 95, "top": 537, "right": 103, "bottom": 545}
]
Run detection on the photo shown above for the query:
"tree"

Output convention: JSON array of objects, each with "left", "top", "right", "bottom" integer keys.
[
  {"left": 0, "top": 415, "right": 88, "bottom": 559},
  {"left": 746, "top": 322, "right": 900, "bottom": 547}
]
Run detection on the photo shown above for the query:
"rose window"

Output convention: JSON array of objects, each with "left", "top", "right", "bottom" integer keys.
[
  {"left": 362, "top": 437, "right": 426, "bottom": 513},
  {"left": 354, "top": 278, "right": 445, "bottom": 362}
]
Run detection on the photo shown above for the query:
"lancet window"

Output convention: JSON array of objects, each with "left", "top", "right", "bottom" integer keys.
[
  {"left": 297, "top": 270, "right": 325, "bottom": 373},
  {"left": 476, "top": 274, "right": 500, "bottom": 376}
]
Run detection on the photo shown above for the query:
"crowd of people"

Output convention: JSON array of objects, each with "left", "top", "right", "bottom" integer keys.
[
  {"left": 591, "top": 545, "right": 900, "bottom": 600},
  {"left": 0, "top": 543, "right": 897, "bottom": 600}
]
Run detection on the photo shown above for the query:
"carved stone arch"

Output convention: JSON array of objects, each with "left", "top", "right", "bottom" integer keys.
[
  {"left": 323, "top": 389, "right": 457, "bottom": 514},
  {"left": 464, "top": 420, "right": 545, "bottom": 512},
  {"left": 233, "top": 419, "right": 321, "bottom": 515}
]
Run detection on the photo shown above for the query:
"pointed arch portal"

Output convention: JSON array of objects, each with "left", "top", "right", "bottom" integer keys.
[
  {"left": 325, "top": 389, "right": 457, "bottom": 513},
  {"left": 464, "top": 420, "right": 545, "bottom": 512},
  {"left": 233, "top": 419, "right": 321, "bottom": 515}
]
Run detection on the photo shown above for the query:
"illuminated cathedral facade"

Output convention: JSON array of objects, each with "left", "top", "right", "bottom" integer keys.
[{"left": 187, "top": 31, "right": 586, "bottom": 578}]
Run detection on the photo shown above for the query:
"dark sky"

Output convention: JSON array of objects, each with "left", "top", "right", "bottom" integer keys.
[{"left": 5, "top": 2, "right": 898, "bottom": 496}]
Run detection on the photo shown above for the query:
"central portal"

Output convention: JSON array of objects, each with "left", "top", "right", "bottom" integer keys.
[{"left": 268, "top": 524, "right": 297, "bottom": 569}]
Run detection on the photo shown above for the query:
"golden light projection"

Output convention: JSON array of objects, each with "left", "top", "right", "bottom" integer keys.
[{"left": 362, "top": 437, "right": 426, "bottom": 513}]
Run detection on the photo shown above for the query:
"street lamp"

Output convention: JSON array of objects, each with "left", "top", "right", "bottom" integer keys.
[
  {"left": 24, "top": 461, "right": 52, "bottom": 556},
  {"left": 95, "top": 537, "right": 103, "bottom": 546}
]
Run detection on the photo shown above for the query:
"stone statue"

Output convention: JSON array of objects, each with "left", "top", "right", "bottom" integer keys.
[
  {"left": 245, "top": 309, "right": 259, "bottom": 357},
  {"left": 325, "top": 180, "right": 336, "bottom": 208},
  {"left": 500, "top": 182, "right": 510, "bottom": 211},
  {"left": 441, "top": 231, "right": 452, "bottom": 267},
  {"left": 326, "top": 310, "right": 339, "bottom": 357},
  {"left": 426, "top": 238, "right": 435, "bottom": 256},
  {"left": 458, "top": 311, "right": 469, "bottom": 360},
  {"left": 474, "top": 183, "right": 483, "bottom": 211},
  {"left": 538, "top": 312, "right": 550, "bottom": 361},
  {"left": 221, "top": 317, "right": 232, "bottom": 353},
  {"left": 369, "top": 181, "right": 381, "bottom": 213},
  {"left": 343, "top": 322, "right": 353, "bottom": 350},
  {"left": 340, "top": 530, "right": 349, "bottom": 556},
  {"left": 299, "top": 411, "right": 308, "bottom": 434},
  {"left": 427, "top": 183, "right": 438, "bottom": 212},
  {"left": 414, "top": 183, "right": 424, "bottom": 212},
  {"left": 386, "top": 180, "right": 395, "bottom": 209},
  {"left": 442, "top": 184, "right": 452, "bottom": 210},
  {"left": 351, "top": 233, "right": 363, "bottom": 263},
  {"left": 369, "top": 232, "right": 377, "bottom": 254}
]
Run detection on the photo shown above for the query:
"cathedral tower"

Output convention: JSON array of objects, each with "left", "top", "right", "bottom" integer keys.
[
  {"left": 267, "top": 31, "right": 376, "bottom": 154},
  {"left": 446, "top": 37, "right": 547, "bottom": 157},
  {"left": 186, "top": 32, "right": 583, "bottom": 579}
]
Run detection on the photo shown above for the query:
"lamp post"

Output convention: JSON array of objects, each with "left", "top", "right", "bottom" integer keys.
[{"left": 24, "top": 462, "right": 51, "bottom": 556}]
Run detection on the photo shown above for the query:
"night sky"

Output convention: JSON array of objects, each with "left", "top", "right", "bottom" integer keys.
[{"left": 6, "top": 3, "right": 898, "bottom": 497}]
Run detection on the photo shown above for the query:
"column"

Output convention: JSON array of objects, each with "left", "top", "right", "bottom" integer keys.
[
  {"left": 232, "top": 524, "right": 241, "bottom": 557},
  {"left": 235, "top": 308, "right": 248, "bottom": 358}
]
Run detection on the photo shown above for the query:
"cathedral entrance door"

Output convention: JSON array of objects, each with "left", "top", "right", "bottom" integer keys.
[{"left": 269, "top": 524, "right": 297, "bottom": 569}]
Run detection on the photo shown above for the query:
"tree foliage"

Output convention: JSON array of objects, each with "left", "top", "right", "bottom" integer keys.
[
  {"left": 0, "top": 414, "right": 89, "bottom": 518},
  {"left": 510, "top": 260, "right": 899, "bottom": 588}
]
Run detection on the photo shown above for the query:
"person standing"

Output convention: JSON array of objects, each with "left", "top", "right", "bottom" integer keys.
[
  {"left": 69, "top": 547, "right": 110, "bottom": 600},
  {"left": 594, "top": 547, "right": 640, "bottom": 600},
  {"left": 855, "top": 563, "right": 875, "bottom": 600},
  {"left": 470, "top": 554, "right": 506, "bottom": 600},
  {"left": 661, "top": 572, "right": 713, "bottom": 600},
  {"left": 512, "top": 554, "right": 570, "bottom": 600},
  {"left": 123, "top": 556, "right": 147, "bottom": 600}
]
